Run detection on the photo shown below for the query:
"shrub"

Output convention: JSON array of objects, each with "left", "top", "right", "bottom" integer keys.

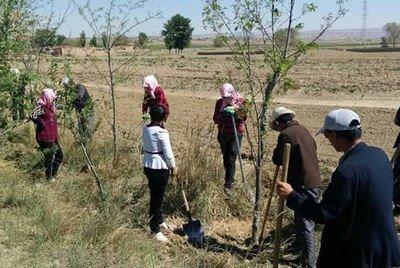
[{"left": 213, "top": 36, "right": 227, "bottom": 48}]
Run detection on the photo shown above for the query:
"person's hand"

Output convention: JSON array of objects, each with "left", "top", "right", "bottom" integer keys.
[
  {"left": 224, "top": 106, "right": 236, "bottom": 115},
  {"left": 169, "top": 167, "right": 176, "bottom": 177},
  {"left": 276, "top": 181, "right": 294, "bottom": 198},
  {"left": 142, "top": 113, "right": 150, "bottom": 121},
  {"left": 237, "top": 107, "right": 247, "bottom": 119}
]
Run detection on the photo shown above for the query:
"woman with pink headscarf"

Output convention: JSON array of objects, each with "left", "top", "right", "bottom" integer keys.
[
  {"left": 31, "top": 88, "right": 63, "bottom": 181},
  {"left": 213, "top": 83, "right": 246, "bottom": 195},
  {"left": 142, "top": 75, "right": 169, "bottom": 120}
]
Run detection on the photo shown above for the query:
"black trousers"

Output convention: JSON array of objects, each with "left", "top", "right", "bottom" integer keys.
[
  {"left": 77, "top": 111, "right": 95, "bottom": 146},
  {"left": 218, "top": 133, "right": 242, "bottom": 189},
  {"left": 393, "top": 156, "right": 400, "bottom": 207},
  {"left": 144, "top": 167, "right": 169, "bottom": 233},
  {"left": 38, "top": 141, "right": 63, "bottom": 180}
]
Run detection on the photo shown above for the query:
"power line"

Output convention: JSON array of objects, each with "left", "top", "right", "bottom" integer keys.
[{"left": 361, "top": 0, "right": 368, "bottom": 46}]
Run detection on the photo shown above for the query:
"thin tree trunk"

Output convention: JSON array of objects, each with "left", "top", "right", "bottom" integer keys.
[
  {"left": 250, "top": 71, "right": 280, "bottom": 244},
  {"left": 80, "top": 143, "right": 107, "bottom": 203},
  {"left": 107, "top": 49, "right": 117, "bottom": 161},
  {"left": 251, "top": 161, "right": 262, "bottom": 243},
  {"left": 283, "top": 0, "right": 295, "bottom": 57}
]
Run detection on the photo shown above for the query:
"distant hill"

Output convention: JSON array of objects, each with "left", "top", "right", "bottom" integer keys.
[
  {"left": 185, "top": 28, "right": 385, "bottom": 42},
  {"left": 300, "top": 28, "right": 385, "bottom": 42}
]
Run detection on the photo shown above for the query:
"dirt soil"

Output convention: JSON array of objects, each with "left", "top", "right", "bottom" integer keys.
[
  {"left": 3, "top": 47, "right": 400, "bottom": 265},
  {"left": 74, "top": 48, "right": 400, "bottom": 250}
]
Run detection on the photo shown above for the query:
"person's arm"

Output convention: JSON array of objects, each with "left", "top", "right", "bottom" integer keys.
[
  {"left": 30, "top": 106, "right": 44, "bottom": 132},
  {"left": 394, "top": 107, "right": 400, "bottom": 126},
  {"left": 31, "top": 106, "right": 44, "bottom": 122},
  {"left": 272, "top": 133, "right": 289, "bottom": 166},
  {"left": 73, "top": 85, "right": 86, "bottom": 111},
  {"left": 286, "top": 170, "right": 351, "bottom": 224},
  {"left": 158, "top": 129, "right": 176, "bottom": 169},
  {"left": 155, "top": 89, "right": 169, "bottom": 115},
  {"left": 213, "top": 100, "right": 223, "bottom": 125},
  {"left": 142, "top": 94, "right": 149, "bottom": 114}
]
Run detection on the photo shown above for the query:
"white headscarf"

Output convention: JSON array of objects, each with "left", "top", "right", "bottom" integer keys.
[
  {"left": 37, "top": 88, "right": 57, "bottom": 110},
  {"left": 143, "top": 75, "right": 159, "bottom": 99},
  {"left": 219, "top": 83, "right": 243, "bottom": 111}
]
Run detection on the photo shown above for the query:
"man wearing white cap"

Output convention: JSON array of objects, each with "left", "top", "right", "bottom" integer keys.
[
  {"left": 62, "top": 77, "right": 94, "bottom": 144},
  {"left": 276, "top": 109, "right": 400, "bottom": 268},
  {"left": 270, "top": 107, "right": 322, "bottom": 268}
]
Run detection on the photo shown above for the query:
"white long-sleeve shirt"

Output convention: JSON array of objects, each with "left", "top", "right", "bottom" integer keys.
[{"left": 142, "top": 125, "right": 175, "bottom": 169}]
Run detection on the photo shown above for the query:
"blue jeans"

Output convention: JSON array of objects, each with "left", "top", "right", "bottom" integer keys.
[{"left": 293, "top": 188, "right": 319, "bottom": 268}]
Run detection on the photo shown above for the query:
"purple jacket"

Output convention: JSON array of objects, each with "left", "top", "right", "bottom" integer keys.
[{"left": 33, "top": 105, "right": 58, "bottom": 143}]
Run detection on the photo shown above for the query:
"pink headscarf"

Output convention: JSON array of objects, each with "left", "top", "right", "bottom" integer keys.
[
  {"left": 37, "top": 88, "right": 57, "bottom": 109},
  {"left": 219, "top": 83, "right": 243, "bottom": 111},
  {"left": 143, "top": 75, "right": 159, "bottom": 99}
]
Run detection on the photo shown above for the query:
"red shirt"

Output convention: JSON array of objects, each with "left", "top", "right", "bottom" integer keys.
[
  {"left": 213, "top": 98, "right": 246, "bottom": 136},
  {"left": 34, "top": 106, "right": 58, "bottom": 143},
  {"left": 142, "top": 87, "right": 170, "bottom": 115}
]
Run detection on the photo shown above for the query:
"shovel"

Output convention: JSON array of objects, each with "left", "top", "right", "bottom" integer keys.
[
  {"left": 231, "top": 115, "right": 255, "bottom": 203},
  {"left": 181, "top": 190, "right": 205, "bottom": 247},
  {"left": 273, "top": 143, "right": 291, "bottom": 268}
]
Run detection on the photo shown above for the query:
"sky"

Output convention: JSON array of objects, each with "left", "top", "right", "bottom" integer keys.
[{"left": 53, "top": 0, "right": 400, "bottom": 37}]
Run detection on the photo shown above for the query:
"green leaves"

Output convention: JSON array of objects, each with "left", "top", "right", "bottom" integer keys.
[
  {"left": 282, "top": 77, "right": 295, "bottom": 93},
  {"left": 161, "top": 14, "right": 194, "bottom": 52},
  {"left": 136, "top": 32, "right": 148, "bottom": 48},
  {"left": 80, "top": 31, "right": 86, "bottom": 48},
  {"left": 302, "top": 3, "right": 317, "bottom": 14},
  {"left": 33, "top": 28, "right": 58, "bottom": 48}
]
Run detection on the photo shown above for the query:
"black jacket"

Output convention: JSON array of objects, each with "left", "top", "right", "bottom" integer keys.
[
  {"left": 74, "top": 84, "right": 90, "bottom": 112},
  {"left": 394, "top": 106, "right": 400, "bottom": 148},
  {"left": 287, "top": 142, "right": 400, "bottom": 268}
]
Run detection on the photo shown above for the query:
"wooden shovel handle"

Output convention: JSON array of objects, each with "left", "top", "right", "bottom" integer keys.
[
  {"left": 280, "top": 143, "right": 291, "bottom": 184},
  {"left": 259, "top": 165, "right": 280, "bottom": 243},
  {"left": 181, "top": 190, "right": 190, "bottom": 212},
  {"left": 273, "top": 143, "right": 291, "bottom": 268}
]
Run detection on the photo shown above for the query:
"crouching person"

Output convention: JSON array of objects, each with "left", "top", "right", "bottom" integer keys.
[
  {"left": 142, "top": 105, "right": 175, "bottom": 243},
  {"left": 31, "top": 88, "right": 63, "bottom": 181}
]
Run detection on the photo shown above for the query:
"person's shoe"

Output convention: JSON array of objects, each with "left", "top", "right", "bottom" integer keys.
[
  {"left": 394, "top": 206, "right": 400, "bottom": 216},
  {"left": 154, "top": 232, "right": 170, "bottom": 243},
  {"left": 80, "top": 164, "right": 89, "bottom": 173},
  {"left": 224, "top": 187, "right": 233, "bottom": 197},
  {"left": 159, "top": 222, "right": 173, "bottom": 231}
]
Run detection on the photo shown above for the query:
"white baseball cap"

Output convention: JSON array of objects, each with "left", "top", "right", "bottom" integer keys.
[
  {"left": 270, "top": 107, "right": 295, "bottom": 128},
  {"left": 62, "top": 77, "right": 70, "bottom": 86},
  {"left": 316, "top": 109, "right": 361, "bottom": 135},
  {"left": 10, "top": 68, "right": 20, "bottom": 76}
]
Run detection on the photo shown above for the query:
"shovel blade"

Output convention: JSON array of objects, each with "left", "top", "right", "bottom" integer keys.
[{"left": 183, "top": 219, "right": 204, "bottom": 247}]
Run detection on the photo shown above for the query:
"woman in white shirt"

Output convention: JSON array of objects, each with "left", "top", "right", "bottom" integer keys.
[{"left": 142, "top": 105, "right": 175, "bottom": 243}]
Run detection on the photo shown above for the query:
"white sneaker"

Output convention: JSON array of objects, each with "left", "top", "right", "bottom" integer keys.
[
  {"left": 154, "top": 232, "right": 170, "bottom": 243},
  {"left": 159, "top": 222, "right": 171, "bottom": 230}
]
